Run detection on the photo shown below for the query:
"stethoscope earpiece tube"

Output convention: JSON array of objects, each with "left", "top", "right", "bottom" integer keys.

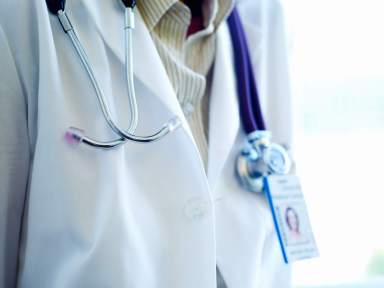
[
  {"left": 46, "top": 0, "right": 182, "bottom": 148},
  {"left": 57, "top": 10, "right": 73, "bottom": 33}
]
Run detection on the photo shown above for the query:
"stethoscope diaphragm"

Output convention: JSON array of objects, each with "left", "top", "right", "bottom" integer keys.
[{"left": 236, "top": 131, "right": 291, "bottom": 193}]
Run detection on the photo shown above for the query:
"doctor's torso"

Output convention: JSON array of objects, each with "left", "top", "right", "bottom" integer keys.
[{"left": 0, "top": 0, "right": 293, "bottom": 287}]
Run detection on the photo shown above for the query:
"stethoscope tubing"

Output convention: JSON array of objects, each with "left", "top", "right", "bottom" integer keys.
[
  {"left": 124, "top": 8, "right": 139, "bottom": 134},
  {"left": 227, "top": 7, "right": 266, "bottom": 134}
]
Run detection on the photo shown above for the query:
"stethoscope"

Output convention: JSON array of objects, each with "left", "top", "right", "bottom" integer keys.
[
  {"left": 227, "top": 9, "right": 292, "bottom": 192},
  {"left": 46, "top": 0, "right": 291, "bottom": 193}
]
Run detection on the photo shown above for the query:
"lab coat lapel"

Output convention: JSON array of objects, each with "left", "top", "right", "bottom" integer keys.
[
  {"left": 207, "top": 23, "right": 240, "bottom": 192},
  {"left": 75, "top": 0, "right": 188, "bottom": 132}
]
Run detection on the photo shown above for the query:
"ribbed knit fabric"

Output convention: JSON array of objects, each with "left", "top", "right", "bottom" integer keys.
[{"left": 137, "top": 0, "right": 233, "bottom": 170}]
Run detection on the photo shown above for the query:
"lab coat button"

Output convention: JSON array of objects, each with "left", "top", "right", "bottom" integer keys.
[
  {"left": 184, "top": 197, "right": 209, "bottom": 220},
  {"left": 182, "top": 102, "right": 194, "bottom": 117}
]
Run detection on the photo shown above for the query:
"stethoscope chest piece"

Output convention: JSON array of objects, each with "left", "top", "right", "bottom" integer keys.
[{"left": 236, "top": 131, "right": 291, "bottom": 193}]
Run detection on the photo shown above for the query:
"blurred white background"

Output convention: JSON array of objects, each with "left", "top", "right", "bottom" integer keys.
[{"left": 285, "top": 0, "right": 384, "bottom": 287}]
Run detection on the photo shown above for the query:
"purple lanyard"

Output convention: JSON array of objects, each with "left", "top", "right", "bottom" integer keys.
[{"left": 227, "top": 7, "right": 266, "bottom": 134}]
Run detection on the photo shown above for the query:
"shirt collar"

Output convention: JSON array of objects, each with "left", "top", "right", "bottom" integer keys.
[
  {"left": 137, "top": 0, "right": 234, "bottom": 32},
  {"left": 213, "top": 0, "right": 234, "bottom": 29},
  {"left": 137, "top": 0, "right": 178, "bottom": 31}
]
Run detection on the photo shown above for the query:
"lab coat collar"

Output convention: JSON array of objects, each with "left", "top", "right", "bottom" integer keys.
[{"left": 207, "top": 23, "right": 240, "bottom": 191}]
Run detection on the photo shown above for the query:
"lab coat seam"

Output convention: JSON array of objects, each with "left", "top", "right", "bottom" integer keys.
[{"left": 0, "top": 25, "right": 35, "bottom": 288}]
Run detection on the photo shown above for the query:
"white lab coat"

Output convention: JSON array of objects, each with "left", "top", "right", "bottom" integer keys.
[{"left": 0, "top": 0, "right": 293, "bottom": 287}]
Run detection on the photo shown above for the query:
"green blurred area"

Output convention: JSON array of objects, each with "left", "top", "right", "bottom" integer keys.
[{"left": 367, "top": 250, "right": 384, "bottom": 276}]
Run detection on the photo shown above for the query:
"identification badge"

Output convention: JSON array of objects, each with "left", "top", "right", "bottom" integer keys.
[{"left": 264, "top": 175, "right": 319, "bottom": 263}]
